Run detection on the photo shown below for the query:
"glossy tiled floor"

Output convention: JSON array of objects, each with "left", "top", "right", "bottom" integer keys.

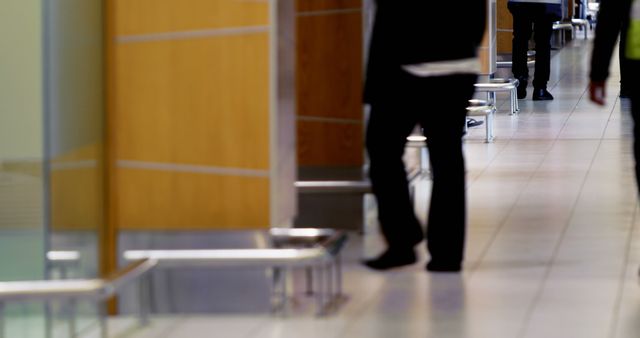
[{"left": 103, "top": 38, "right": 640, "bottom": 338}]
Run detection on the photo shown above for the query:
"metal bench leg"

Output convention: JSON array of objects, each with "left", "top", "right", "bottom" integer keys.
[
  {"left": 326, "top": 262, "right": 334, "bottom": 311},
  {"left": 45, "top": 302, "right": 53, "bottom": 338},
  {"left": 305, "top": 267, "right": 314, "bottom": 295},
  {"left": 486, "top": 112, "right": 495, "bottom": 143},
  {"left": 68, "top": 300, "right": 77, "bottom": 338},
  {"left": 315, "top": 265, "right": 325, "bottom": 316},
  {"left": 98, "top": 301, "right": 109, "bottom": 338},
  {"left": 335, "top": 254, "right": 343, "bottom": 300},
  {"left": 271, "top": 267, "right": 286, "bottom": 314},
  {"left": 0, "top": 302, "right": 5, "bottom": 338},
  {"left": 138, "top": 275, "right": 152, "bottom": 326}
]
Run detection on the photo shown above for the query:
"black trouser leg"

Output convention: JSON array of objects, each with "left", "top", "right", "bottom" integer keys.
[
  {"left": 420, "top": 75, "right": 477, "bottom": 265},
  {"left": 632, "top": 96, "right": 640, "bottom": 192},
  {"left": 366, "top": 103, "right": 423, "bottom": 251},
  {"left": 532, "top": 18, "right": 554, "bottom": 89},
  {"left": 511, "top": 12, "right": 533, "bottom": 82}
]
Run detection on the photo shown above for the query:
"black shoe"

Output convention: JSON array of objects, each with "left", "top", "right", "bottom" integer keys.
[
  {"left": 466, "top": 118, "right": 484, "bottom": 128},
  {"left": 363, "top": 249, "right": 417, "bottom": 271},
  {"left": 426, "top": 261, "right": 461, "bottom": 273},
  {"left": 532, "top": 88, "right": 554, "bottom": 101},
  {"left": 516, "top": 79, "right": 528, "bottom": 99}
]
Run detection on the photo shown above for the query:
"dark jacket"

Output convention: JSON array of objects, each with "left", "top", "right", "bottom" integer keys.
[
  {"left": 364, "top": 1, "right": 487, "bottom": 103},
  {"left": 590, "top": 0, "right": 635, "bottom": 82}
]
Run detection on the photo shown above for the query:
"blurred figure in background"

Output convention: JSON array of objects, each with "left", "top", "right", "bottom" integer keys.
[
  {"left": 590, "top": 0, "right": 640, "bottom": 185},
  {"left": 362, "top": 1, "right": 486, "bottom": 272},
  {"left": 508, "top": 0, "right": 562, "bottom": 100}
]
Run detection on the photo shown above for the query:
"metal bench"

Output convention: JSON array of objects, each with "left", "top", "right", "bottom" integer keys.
[
  {"left": 0, "top": 259, "right": 156, "bottom": 338},
  {"left": 466, "top": 101, "right": 497, "bottom": 143},
  {"left": 474, "top": 78, "right": 519, "bottom": 115},
  {"left": 552, "top": 21, "right": 574, "bottom": 48},
  {"left": 571, "top": 18, "right": 589, "bottom": 39},
  {"left": 123, "top": 228, "right": 348, "bottom": 316},
  {"left": 497, "top": 50, "right": 536, "bottom": 68},
  {"left": 47, "top": 251, "right": 81, "bottom": 280}
]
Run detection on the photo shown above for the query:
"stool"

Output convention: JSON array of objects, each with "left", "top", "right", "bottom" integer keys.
[
  {"left": 474, "top": 78, "right": 519, "bottom": 115},
  {"left": 552, "top": 21, "right": 573, "bottom": 48},
  {"left": 466, "top": 105, "right": 497, "bottom": 143},
  {"left": 406, "top": 135, "right": 429, "bottom": 179},
  {"left": 571, "top": 18, "right": 589, "bottom": 39}
]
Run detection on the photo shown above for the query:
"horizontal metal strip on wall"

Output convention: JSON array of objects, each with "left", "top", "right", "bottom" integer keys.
[
  {"left": 116, "top": 25, "right": 270, "bottom": 44},
  {"left": 297, "top": 116, "right": 363, "bottom": 125},
  {"left": 117, "top": 160, "right": 269, "bottom": 177},
  {"left": 50, "top": 160, "right": 98, "bottom": 171},
  {"left": 296, "top": 8, "right": 361, "bottom": 17}
]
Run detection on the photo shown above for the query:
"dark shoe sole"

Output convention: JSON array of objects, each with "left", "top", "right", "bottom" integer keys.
[
  {"left": 532, "top": 96, "right": 554, "bottom": 101},
  {"left": 426, "top": 261, "right": 461, "bottom": 273},
  {"left": 363, "top": 252, "right": 417, "bottom": 271}
]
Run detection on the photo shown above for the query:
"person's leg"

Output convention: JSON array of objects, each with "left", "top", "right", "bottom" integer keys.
[
  {"left": 364, "top": 92, "right": 424, "bottom": 270},
  {"left": 631, "top": 92, "right": 640, "bottom": 191},
  {"left": 420, "top": 74, "right": 477, "bottom": 272},
  {"left": 620, "top": 37, "right": 630, "bottom": 98},
  {"left": 532, "top": 15, "right": 555, "bottom": 100},
  {"left": 509, "top": 3, "right": 534, "bottom": 99}
]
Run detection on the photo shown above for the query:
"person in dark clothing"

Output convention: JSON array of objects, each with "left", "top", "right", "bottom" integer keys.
[
  {"left": 362, "top": 1, "right": 486, "bottom": 272},
  {"left": 620, "top": 32, "right": 631, "bottom": 98},
  {"left": 590, "top": 0, "right": 640, "bottom": 186},
  {"left": 508, "top": 0, "right": 562, "bottom": 100}
]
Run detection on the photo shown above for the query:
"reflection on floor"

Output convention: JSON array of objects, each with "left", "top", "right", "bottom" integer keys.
[{"left": 86, "top": 38, "right": 640, "bottom": 338}]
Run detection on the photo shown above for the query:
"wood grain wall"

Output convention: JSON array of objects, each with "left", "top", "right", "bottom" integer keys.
[
  {"left": 295, "top": 0, "right": 364, "bottom": 168},
  {"left": 108, "top": 0, "right": 274, "bottom": 230}
]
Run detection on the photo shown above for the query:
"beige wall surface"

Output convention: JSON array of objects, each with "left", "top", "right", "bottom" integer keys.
[{"left": 0, "top": 0, "right": 43, "bottom": 159}]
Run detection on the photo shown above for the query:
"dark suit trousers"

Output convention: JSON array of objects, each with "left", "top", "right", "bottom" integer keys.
[
  {"left": 365, "top": 72, "right": 477, "bottom": 264},
  {"left": 509, "top": 3, "right": 555, "bottom": 88}
]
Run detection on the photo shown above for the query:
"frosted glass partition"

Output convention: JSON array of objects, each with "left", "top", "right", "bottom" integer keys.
[
  {"left": 45, "top": 0, "right": 105, "bottom": 334},
  {"left": 0, "top": 0, "right": 47, "bottom": 336},
  {"left": 0, "top": 0, "right": 105, "bottom": 335}
]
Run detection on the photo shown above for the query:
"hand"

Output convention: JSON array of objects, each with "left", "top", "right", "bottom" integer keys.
[{"left": 589, "top": 81, "right": 606, "bottom": 105}]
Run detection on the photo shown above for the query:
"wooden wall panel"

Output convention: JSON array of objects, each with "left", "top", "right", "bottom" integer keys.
[
  {"left": 498, "top": 31, "right": 513, "bottom": 54},
  {"left": 295, "top": 3, "right": 364, "bottom": 168},
  {"left": 117, "top": 169, "right": 269, "bottom": 229},
  {"left": 51, "top": 144, "right": 103, "bottom": 230},
  {"left": 297, "top": 121, "right": 363, "bottom": 166},
  {"left": 115, "top": 34, "right": 270, "bottom": 169},
  {"left": 296, "top": 13, "right": 363, "bottom": 120},
  {"left": 296, "top": 0, "right": 362, "bottom": 12},
  {"left": 115, "top": 0, "right": 269, "bottom": 36},
  {"left": 497, "top": 0, "right": 512, "bottom": 53},
  {"left": 51, "top": 167, "right": 102, "bottom": 230}
]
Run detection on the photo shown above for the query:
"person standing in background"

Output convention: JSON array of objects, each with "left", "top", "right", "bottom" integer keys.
[
  {"left": 362, "top": 1, "right": 486, "bottom": 272},
  {"left": 508, "top": 0, "right": 562, "bottom": 100},
  {"left": 590, "top": 0, "right": 640, "bottom": 187}
]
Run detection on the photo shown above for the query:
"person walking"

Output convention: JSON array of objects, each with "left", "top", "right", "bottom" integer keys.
[
  {"left": 508, "top": 0, "right": 562, "bottom": 100},
  {"left": 362, "top": 1, "right": 486, "bottom": 272},
  {"left": 590, "top": 0, "right": 640, "bottom": 186}
]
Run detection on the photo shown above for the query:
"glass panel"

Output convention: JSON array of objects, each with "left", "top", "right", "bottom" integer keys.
[
  {"left": 44, "top": 0, "right": 105, "bottom": 334},
  {"left": 0, "top": 0, "right": 47, "bottom": 336}
]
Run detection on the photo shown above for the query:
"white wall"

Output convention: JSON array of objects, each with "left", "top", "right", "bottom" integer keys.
[{"left": 0, "top": 0, "right": 43, "bottom": 159}]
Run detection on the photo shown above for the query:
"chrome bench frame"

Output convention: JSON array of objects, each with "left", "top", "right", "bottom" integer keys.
[
  {"left": 474, "top": 78, "right": 520, "bottom": 115},
  {"left": 0, "top": 259, "right": 156, "bottom": 338},
  {"left": 123, "top": 228, "right": 348, "bottom": 316}
]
